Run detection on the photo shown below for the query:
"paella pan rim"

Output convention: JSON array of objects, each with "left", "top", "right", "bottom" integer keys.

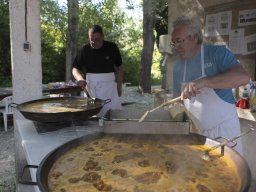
[
  {"left": 35, "top": 133, "right": 251, "bottom": 192},
  {"left": 14, "top": 96, "right": 105, "bottom": 122}
]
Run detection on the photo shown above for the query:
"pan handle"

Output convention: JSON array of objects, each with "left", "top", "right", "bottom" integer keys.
[
  {"left": 213, "top": 126, "right": 254, "bottom": 150},
  {"left": 9, "top": 103, "right": 18, "bottom": 108},
  {"left": 83, "top": 87, "right": 92, "bottom": 99},
  {"left": 214, "top": 136, "right": 237, "bottom": 148},
  {"left": 18, "top": 164, "right": 38, "bottom": 185},
  {"left": 104, "top": 99, "right": 111, "bottom": 105}
]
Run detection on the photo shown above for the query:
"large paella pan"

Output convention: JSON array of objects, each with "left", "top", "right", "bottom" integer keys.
[
  {"left": 33, "top": 133, "right": 251, "bottom": 192},
  {"left": 12, "top": 96, "right": 110, "bottom": 122}
]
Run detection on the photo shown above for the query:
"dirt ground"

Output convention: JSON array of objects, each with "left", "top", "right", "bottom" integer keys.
[{"left": 0, "top": 119, "right": 15, "bottom": 181}]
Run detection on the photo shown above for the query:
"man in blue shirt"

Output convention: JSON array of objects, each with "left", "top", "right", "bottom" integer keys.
[{"left": 171, "top": 16, "right": 250, "bottom": 154}]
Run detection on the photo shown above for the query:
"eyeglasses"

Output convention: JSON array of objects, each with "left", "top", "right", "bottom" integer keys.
[{"left": 170, "top": 36, "right": 190, "bottom": 48}]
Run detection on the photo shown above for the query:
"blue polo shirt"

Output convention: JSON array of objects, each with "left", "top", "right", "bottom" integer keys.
[{"left": 173, "top": 44, "right": 239, "bottom": 104}]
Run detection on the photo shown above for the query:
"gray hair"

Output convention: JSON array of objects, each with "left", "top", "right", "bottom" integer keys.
[{"left": 173, "top": 16, "right": 203, "bottom": 44}]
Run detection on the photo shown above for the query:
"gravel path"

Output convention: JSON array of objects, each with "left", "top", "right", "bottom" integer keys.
[
  {"left": 0, "top": 121, "right": 15, "bottom": 192},
  {"left": 0, "top": 125, "right": 15, "bottom": 181}
]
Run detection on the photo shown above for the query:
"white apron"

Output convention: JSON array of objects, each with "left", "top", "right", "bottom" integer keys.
[
  {"left": 183, "top": 46, "right": 243, "bottom": 154},
  {"left": 86, "top": 73, "right": 122, "bottom": 117}
]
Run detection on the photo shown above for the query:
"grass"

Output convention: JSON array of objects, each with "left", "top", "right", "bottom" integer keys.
[{"left": 0, "top": 175, "right": 16, "bottom": 192}]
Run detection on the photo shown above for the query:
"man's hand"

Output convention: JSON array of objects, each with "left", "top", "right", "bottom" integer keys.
[
  {"left": 181, "top": 77, "right": 206, "bottom": 100},
  {"left": 76, "top": 80, "right": 86, "bottom": 89},
  {"left": 72, "top": 68, "right": 86, "bottom": 89}
]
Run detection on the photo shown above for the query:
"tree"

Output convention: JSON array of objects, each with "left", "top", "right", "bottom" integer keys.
[
  {"left": 155, "top": 0, "right": 168, "bottom": 89},
  {"left": 66, "top": 0, "right": 78, "bottom": 81},
  {"left": 41, "top": 0, "right": 67, "bottom": 83},
  {"left": 0, "top": 0, "right": 158, "bottom": 87},
  {"left": 139, "top": 0, "right": 156, "bottom": 93},
  {"left": 120, "top": 18, "right": 142, "bottom": 85},
  {"left": 155, "top": 0, "right": 168, "bottom": 49}
]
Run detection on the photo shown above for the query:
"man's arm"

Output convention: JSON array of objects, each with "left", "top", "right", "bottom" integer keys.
[
  {"left": 182, "top": 64, "right": 250, "bottom": 99},
  {"left": 116, "top": 64, "right": 124, "bottom": 97},
  {"left": 72, "top": 67, "right": 86, "bottom": 88}
]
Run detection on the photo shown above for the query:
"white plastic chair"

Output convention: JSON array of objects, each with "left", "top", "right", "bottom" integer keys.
[{"left": 0, "top": 96, "right": 13, "bottom": 131}]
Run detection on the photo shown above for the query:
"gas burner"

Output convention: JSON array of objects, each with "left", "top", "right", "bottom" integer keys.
[
  {"left": 33, "top": 116, "right": 99, "bottom": 134},
  {"left": 33, "top": 121, "right": 90, "bottom": 134},
  {"left": 33, "top": 121, "right": 71, "bottom": 133}
]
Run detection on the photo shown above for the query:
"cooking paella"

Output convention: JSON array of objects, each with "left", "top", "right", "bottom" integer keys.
[
  {"left": 20, "top": 98, "right": 100, "bottom": 113},
  {"left": 48, "top": 134, "right": 240, "bottom": 192}
]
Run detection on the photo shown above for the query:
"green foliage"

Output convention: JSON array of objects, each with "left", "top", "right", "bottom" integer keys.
[
  {"left": 78, "top": 0, "right": 125, "bottom": 46},
  {"left": 0, "top": 0, "right": 11, "bottom": 87},
  {"left": 153, "top": 0, "right": 168, "bottom": 84},
  {"left": 119, "top": 19, "right": 143, "bottom": 85},
  {"left": 41, "top": 0, "right": 67, "bottom": 83},
  {"left": 151, "top": 45, "right": 163, "bottom": 85},
  {"left": 0, "top": 0, "right": 165, "bottom": 87},
  {"left": 77, "top": 0, "right": 143, "bottom": 85},
  {"left": 155, "top": 0, "right": 168, "bottom": 48}
]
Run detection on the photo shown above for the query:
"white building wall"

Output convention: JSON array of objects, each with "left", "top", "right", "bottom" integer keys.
[{"left": 9, "top": 0, "right": 42, "bottom": 107}]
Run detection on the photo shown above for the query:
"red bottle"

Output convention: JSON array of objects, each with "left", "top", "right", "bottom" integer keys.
[{"left": 236, "top": 98, "right": 250, "bottom": 109}]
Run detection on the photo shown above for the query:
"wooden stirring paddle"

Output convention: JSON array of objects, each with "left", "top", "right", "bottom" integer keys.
[{"left": 138, "top": 96, "right": 181, "bottom": 122}]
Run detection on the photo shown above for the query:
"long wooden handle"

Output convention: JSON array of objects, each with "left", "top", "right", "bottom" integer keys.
[
  {"left": 149, "top": 96, "right": 181, "bottom": 113},
  {"left": 83, "top": 87, "right": 92, "bottom": 99},
  {"left": 138, "top": 111, "right": 150, "bottom": 123},
  {"left": 138, "top": 96, "right": 181, "bottom": 122}
]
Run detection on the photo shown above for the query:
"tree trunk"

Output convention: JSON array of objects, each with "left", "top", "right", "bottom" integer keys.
[
  {"left": 65, "top": 0, "right": 78, "bottom": 81},
  {"left": 139, "top": 0, "right": 156, "bottom": 93}
]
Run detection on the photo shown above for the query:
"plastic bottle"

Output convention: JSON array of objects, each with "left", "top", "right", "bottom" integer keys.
[
  {"left": 250, "top": 82, "right": 256, "bottom": 112},
  {"left": 236, "top": 86, "right": 250, "bottom": 109},
  {"left": 242, "top": 87, "right": 249, "bottom": 99}
]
